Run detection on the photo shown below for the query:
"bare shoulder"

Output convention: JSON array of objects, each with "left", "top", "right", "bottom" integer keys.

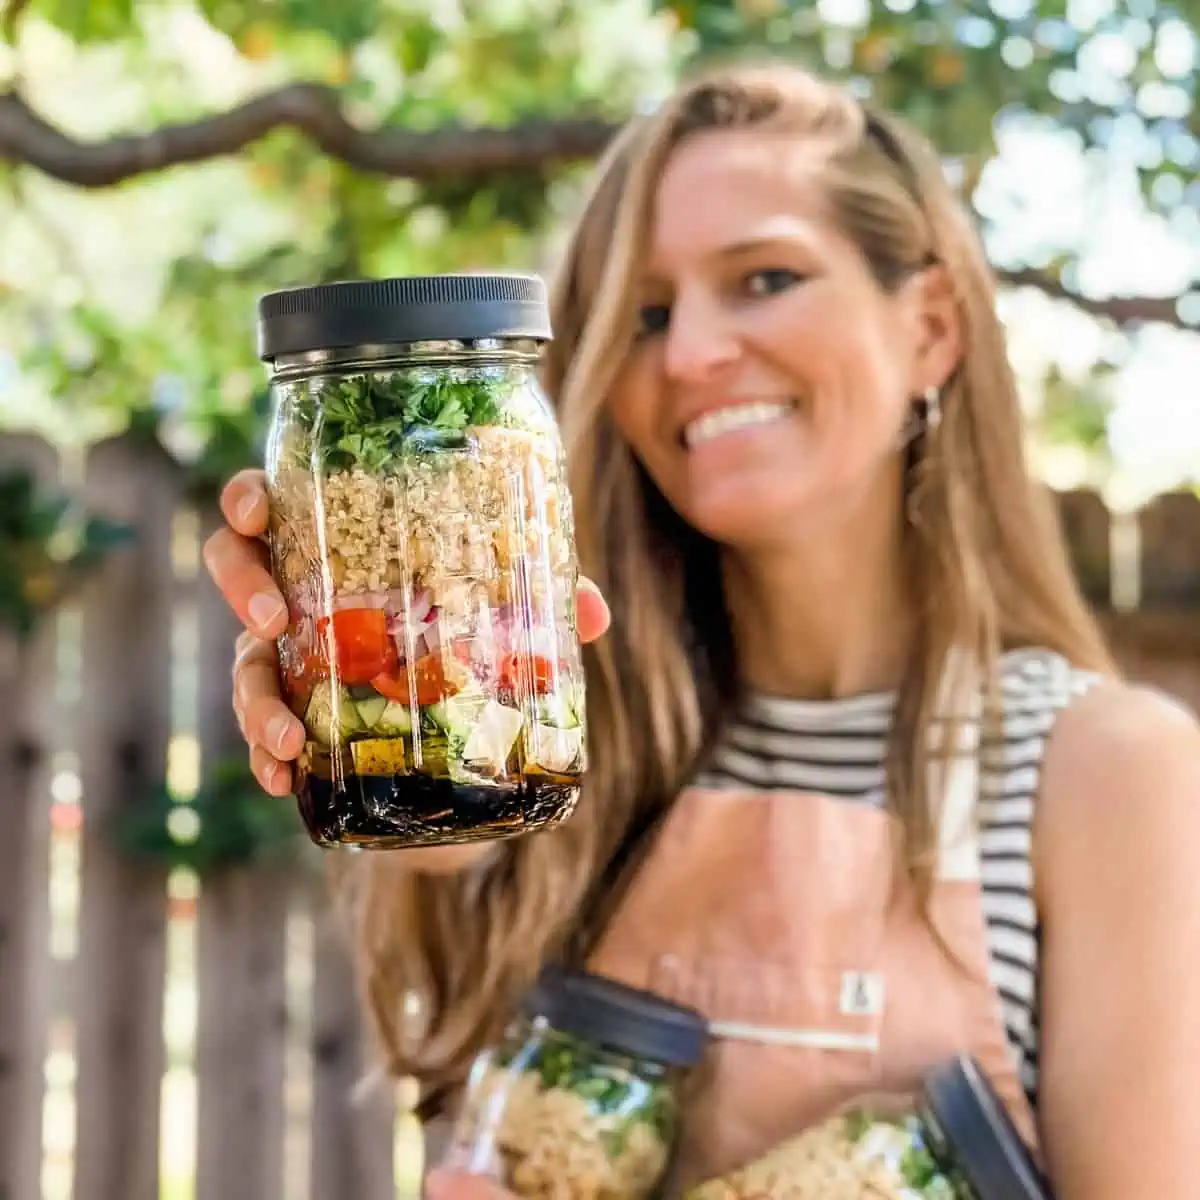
[
  {"left": 1041, "top": 676, "right": 1200, "bottom": 804},
  {"left": 1035, "top": 676, "right": 1200, "bottom": 905},
  {"left": 1033, "top": 678, "right": 1200, "bottom": 1195}
]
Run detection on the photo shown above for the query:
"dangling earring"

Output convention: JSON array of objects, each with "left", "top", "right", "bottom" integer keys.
[
  {"left": 922, "top": 385, "right": 943, "bottom": 433},
  {"left": 899, "top": 385, "right": 943, "bottom": 447}
]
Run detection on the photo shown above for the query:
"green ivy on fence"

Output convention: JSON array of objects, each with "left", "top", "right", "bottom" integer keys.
[
  {"left": 0, "top": 467, "right": 133, "bottom": 639},
  {"left": 111, "top": 756, "right": 308, "bottom": 876}
]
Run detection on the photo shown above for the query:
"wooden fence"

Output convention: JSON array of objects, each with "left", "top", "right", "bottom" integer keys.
[
  {"left": 1, "top": 432, "right": 1199, "bottom": 1200},
  {"left": 0, "top": 434, "right": 396, "bottom": 1200}
]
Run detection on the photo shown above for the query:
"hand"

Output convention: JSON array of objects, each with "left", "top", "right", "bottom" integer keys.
[
  {"left": 425, "top": 1169, "right": 518, "bottom": 1200},
  {"left": 203, "top": 468, "right": 612, "bottom": 797}
]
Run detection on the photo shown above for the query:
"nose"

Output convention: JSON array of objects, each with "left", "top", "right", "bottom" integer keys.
[{"left": 662, "top": 288, "right": 740, "bottom": 384}]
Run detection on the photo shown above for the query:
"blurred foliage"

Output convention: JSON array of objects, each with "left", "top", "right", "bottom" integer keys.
[
  {"left": 111, "top": 756, "right": 306, "bottom": 874},
  {"left": 1038, "top": 361, "right": 1119, "bottom": 457},
  {"left": 0, "top": 0, "right": 1196, "bottom": 488},
  {"left": 0, "top": 467, "right": 133, "bottom": 637},
  {"left": 659, "top": 0, "right": 1200, "bottom": 208}
]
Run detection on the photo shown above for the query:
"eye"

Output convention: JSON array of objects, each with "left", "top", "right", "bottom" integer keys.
[
  {"left": 636, "top": 303, "right": 671, "bottom": 337},
  {"left": 743, "top": 268, "right": 804, "bottom": 298}
]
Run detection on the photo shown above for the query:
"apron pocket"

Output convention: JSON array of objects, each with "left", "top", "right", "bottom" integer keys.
[
  {"left": 647, "top": 953, "right": 888, "bottom": 1182},
  {"left": 649, "top": 952, "right": 886, "bottom": 1048}
]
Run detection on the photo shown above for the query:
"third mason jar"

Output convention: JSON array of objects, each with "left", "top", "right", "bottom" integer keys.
[{"left": 257, "top": 274, "right": 586, "bottom": 850}]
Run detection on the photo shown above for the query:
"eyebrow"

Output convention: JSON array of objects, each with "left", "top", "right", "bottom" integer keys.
[
  {"left": 713, "top": 234, "right": 807, "bottom": 257},
  {"left": 638, "top": 233, "right": 812, "bottom": 288}
]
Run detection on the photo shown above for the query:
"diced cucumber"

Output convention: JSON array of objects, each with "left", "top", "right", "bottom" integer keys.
[
  {"left": 528, "top": 722, "right": 582, "bottom": 774},
  {"left": 374, "top": 700, "right": 412, "bottom": 736},
  {"left": 350, "top": 737, "right": 408, "bottom": 776},
  {"left": 534, "top": 692, "right": 579, "bottom": 730},
  {"left": 569, "top": 678, "right": 586, "bottom": 727},
  {"left": 426, "top": 681, "right": 488, "bottom": 738},
  {"left": 353, "top": 694, "right": 413, "bottom": 735},
  {"left": 304, "top": 680, "right": 364, "bottom": 746},
  {"left": 356, "top": 696, "right": 389, "bottom": 729},
  {"left": 461, "top": 701, "right": 525, "bottom": 772}
]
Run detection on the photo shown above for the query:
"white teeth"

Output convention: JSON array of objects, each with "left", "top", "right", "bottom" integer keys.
[{"left": 683, "top": 401, "right": 793, "bottom": 448}]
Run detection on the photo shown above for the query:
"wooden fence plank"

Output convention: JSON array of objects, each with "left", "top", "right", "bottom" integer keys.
[
  {"left": 193, "top": 502, "right": 291, "bottom": 1200},
  {"left": 1055, "top": 489, "right": 1112, "bottom": 607},
  {"left": 74, "top": 435, "right": 179, "bottom": 1200},
  {"left": 311, "top": 892, "right": 396, "bottom": 1200},
  {"left": 1138, "top": 492, "right": 1200, "bottom": 608},
  {"left": 0, "top": 435, "right": 60, "bottom": 1200}
]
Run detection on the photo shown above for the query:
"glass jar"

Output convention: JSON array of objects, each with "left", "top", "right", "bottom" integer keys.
[
  {"left": 257, "top": 274, "right": 586, "bottom": 850},
  {"left": 446, "top": 966, "right": 708, "bottom": 1200},
  {"left": 686, "top": 1056, "right": 1051, "bottom": 1200}
]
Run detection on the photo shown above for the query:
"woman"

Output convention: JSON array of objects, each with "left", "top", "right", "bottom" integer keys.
[{"left": 205, "top": 63, "right": 1200, "bottom": 1197}]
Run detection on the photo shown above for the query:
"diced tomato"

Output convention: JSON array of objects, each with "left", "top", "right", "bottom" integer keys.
[
  {"left": 316, "top": 609, "right": 399, "bottom": 685},
  {"left": 497, "top": 651, "right": 558, "bottom": 696},
  {"left": 281, "top": 650, "right": 327, "bottom": 712},
  {"left": 298, "top": 652, "right": 330, "bottom": 686},
  {"left": 369, "top": 639, "right": 477, "bottom": 706},
  {"left": 370, "top": 671, "right": 409, "bottom": 703},
  {"left": 413, "top": 652, "right": 470, "bottom": 707}
]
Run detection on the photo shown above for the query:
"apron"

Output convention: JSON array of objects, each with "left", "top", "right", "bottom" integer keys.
[{"left": 587, "top": 711, "right": 1038, "bottom": 1190}]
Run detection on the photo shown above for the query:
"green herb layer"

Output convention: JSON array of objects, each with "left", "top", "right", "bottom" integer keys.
[
  {"left": 498, "top": 1027, "right": 677, "bottom": 1151},
  {"left": 289, "top": 368, "right": 522, "bottom": 473}
]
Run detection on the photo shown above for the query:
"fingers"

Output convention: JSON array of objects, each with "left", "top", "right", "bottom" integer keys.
[
  {"left": 426, "top": 1170, "right": 516, "bottom": 1200},
  {"left": 219, "top": 469, "right": 270, "bottom": 537},
  {"left": 203, "top": 525, "right": 289, "bottom": 639},
  {"left": 250, "top": 743, "right": 294, "bottom": 797},
  {"left": 575, "top": 576, "right": 611, "bottom": 645},
  {"left": 234, "top": 633, "right": 305, "bottom": 795},
  {"left": 208, "top": 469, "right": 288, "bottom": 637}
]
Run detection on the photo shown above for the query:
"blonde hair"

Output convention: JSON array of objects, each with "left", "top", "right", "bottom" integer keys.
[{"left": 345, "top": 62, "right": 1115, "bottom": 1113}]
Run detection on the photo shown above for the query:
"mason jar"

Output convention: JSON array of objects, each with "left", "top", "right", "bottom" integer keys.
[
  {"left": 446, "top": 966, "right": 708, "bottom": 1200},
  {"left": 257, "top": 274, "right": 586, "bottom": 850},
  {"left": 914, "top": 1056, "right": 1051, "bottom": 1200},
  {"left": 687, "top": 1056, "right": 1051, "bottom": 1200}
]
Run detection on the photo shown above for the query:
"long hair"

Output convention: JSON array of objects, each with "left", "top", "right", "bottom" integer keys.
[{"left": 345, "top": 62, "right": 1115, "bottom": 1112}]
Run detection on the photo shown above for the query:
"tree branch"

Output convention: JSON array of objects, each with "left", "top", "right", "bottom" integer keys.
[
  {"left": 997, "top": 267, "right": 1195, "bottom": 331},
  {"left": 0, "top": 83, "right": 1194, "bottom": 331},
  {"left": 0, "top": 84, "right": 617, "bottom": 186},
  {"left": 2, "top": 0, "right": 31, "bottom": 45}
]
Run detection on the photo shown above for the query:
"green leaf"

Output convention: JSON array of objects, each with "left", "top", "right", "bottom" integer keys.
[{"left": 34, "top": 0, "right": 136, "bottom": 42}]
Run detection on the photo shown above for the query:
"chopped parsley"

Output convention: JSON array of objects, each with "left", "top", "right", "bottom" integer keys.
[
  {"left": 496, "top": 1026, "right": 677, "bottom": 1147},
  {"left": 290, "top": 367, "right": 520, "bottom": 472}
]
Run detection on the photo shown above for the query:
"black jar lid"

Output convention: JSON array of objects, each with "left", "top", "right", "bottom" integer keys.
[
  {"left": 524, "top": 966, "right": 708, "bottom": 1068},
  {"left": 257, "top": 273, "right": 552, "bottom": 361},
  {"left": 921, "top": 1056, "right": 1052, "bottom": 1200}
]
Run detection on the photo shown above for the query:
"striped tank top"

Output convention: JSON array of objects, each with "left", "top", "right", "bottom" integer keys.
[{"left": 691, "top": 647, "right": 1102, "bottom": 1107}]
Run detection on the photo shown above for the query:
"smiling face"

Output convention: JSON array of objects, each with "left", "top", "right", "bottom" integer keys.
[{"left": 609, "top": 127, "right": 943, "bottom": 550}]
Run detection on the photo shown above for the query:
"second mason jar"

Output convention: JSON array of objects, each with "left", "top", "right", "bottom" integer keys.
[
  {"left": 446, "top": 966, "right": 708, "bottom": 1200},
  {"left": 257, "top": 274, "right": 586, "bottom": 849},
  {"left": 686, "top": 1056, "right": 1052, "bottom": 1200}
]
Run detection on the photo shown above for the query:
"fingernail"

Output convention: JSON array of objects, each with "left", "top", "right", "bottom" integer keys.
[
  {"left": 236, "top": 491, "right": 261, "bottom": 525},
  {"left": 249, "top": 593, "right": 284, "bottom": 630},
  {"left": 267, "top": 715, "right": 294, "bottom": 753}
]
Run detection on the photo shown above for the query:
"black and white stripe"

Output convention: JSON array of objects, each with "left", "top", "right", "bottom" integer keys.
[{"left": 692, "top": 648, "right": 1101, "bottom": 1109}]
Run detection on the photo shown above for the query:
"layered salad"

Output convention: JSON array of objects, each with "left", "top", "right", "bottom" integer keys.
[
  {"left": 266, "top": 364, "right": 586, "bottom": 800},
  {"left": 451, "top": 1024, "right": 677, "bottom": 1200},
  {"left": 686, "top": 1109, "right": 971, "bottom": 1200}
]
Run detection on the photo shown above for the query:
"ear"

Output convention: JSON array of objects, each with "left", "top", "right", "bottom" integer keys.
[{"left": 899, "top": 264, "right": 962, "bottom": 394}]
